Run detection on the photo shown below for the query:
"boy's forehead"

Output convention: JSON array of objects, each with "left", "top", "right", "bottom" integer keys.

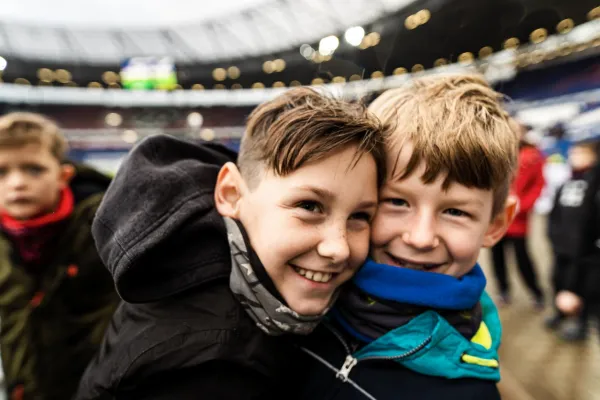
[
  {"left": 383, "top": 144, "right": 493, "bottom": 198},
  {"left": 0, "top": 141, "right": 55, "bottom": 161}
]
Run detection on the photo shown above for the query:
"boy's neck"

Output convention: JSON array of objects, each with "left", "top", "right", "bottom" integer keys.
[
  {"left": 1, "top": 188, "right": 74, "bottom": 229},
  {"left": 333, "top": 260, "right": 486, "bottom": 343},
  {"left": 351, "top": 259, "right": 486, "bottom": 310},
  {"left": 571, "top": 163, "right": 597, "bottom": 177},
  {"left": 0, "top": 187, "right": 74, "bottom": 268}
]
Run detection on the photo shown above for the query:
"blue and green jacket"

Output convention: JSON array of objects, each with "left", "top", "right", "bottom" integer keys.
[
  {"left": 351, "top": 291, "right": 501, "bottom": 382},
  {"left": 294, "top": 262, "right": 502, "bottom": 400}
]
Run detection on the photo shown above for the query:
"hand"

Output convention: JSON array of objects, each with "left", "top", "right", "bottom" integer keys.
[{"left": 555, "top": 291, "right": 583, "bottom": 315}]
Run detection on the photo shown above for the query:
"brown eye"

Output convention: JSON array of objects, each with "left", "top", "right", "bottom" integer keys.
[
  {"left": 296, "top": 201, "right": 323, "bottom": 213},
  {"left": 350, "top": 212, "right": 371, "bottom": 222}
]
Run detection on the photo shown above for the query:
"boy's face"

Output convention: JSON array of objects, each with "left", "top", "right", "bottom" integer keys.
[
  {"left": 568, "top": 145, "right": 597, "bottom": 171},
  {"left": 215, "top": 145, "right": 378, "bottom": 315},
  {"left": 371, "top": 141, "right": 513, "bottom": 278},
  {"left": 0, "top": 143, "right": 72, "bottom": 220}
]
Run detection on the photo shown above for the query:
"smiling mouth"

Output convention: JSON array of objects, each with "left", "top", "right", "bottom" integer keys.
[
  {"left": 385, "top": 252, "right": 445, "bottom": 272},
  {"left": 290, "top": 264, "right": 337, "bottom": 283}
]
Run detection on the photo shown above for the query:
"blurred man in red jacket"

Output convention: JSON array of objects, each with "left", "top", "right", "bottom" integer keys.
[{"left": 491, "top": 120, "right": 545, "bottom": 308}]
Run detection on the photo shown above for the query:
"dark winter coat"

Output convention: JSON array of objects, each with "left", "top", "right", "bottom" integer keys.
[
  {"left": 75, "top": 136, "right": 303, "bottom": 400},
  {"left": 549, "top": 164, "right": 600, "bottom": 302},
  {"left": 0, "top": 165, "right": 120, "bottom": 400}
]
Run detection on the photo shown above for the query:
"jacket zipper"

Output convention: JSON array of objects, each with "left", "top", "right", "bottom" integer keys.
[
  {"left": 358, "top": 336, "right": 433, "bottom": 362},
  {"left": 324, "top": 322, "right": 433, "bottom": 378}
]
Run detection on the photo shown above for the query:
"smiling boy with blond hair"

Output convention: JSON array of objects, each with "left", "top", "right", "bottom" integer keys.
[{"left": 296, "top": 74, "right": 519, "bottom": 400}]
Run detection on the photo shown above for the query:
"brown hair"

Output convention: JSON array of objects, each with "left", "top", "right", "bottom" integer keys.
[
  {"left": 369, "top": 74, "right": 518, "bottom": 216},
  {"left": 0, "top": 112, "right": 67, "bottom": 162},
  {"left": 239, "top": 87, "right": 388, "bottom": 187}
]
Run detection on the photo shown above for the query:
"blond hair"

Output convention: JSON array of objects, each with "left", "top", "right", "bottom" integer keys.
[
  {"left": 0, "top": 112, "right": 68, "bottom": 162},
  {"left": 239, "top": 87, "right": 389, "bottom": 187},
  {"left": 369, "top": 74, "right": 518, "bottom": 216}
]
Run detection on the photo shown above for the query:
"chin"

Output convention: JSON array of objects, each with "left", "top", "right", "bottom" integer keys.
[
  {"left": 286, "top": 298, "right": 331, "bottom": 317},
  {"left": 4, "top": 208, "right": 40, "bottom": 220}
]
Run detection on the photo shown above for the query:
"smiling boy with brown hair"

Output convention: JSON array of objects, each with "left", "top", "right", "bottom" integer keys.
[
  {"left": 75, "top": 87, "right": 389, "bottom": 399},
  {"left": 0, "top": 112, "right": 119, "bottom": 400}
]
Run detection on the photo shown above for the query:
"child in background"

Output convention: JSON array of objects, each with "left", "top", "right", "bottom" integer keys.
[
  {"left": 548, "top": 138, "right": 600, "bottom": 341},
  {"left": 491, "top": 120, "right": 545, "bottom": 308},
  {"left": 0, "top": 112, "right": 120, "bottom": 400}
]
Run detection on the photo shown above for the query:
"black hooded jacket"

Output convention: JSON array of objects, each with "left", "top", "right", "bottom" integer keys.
[
  {"left": 549, "top": 163, "right": 600, "bottom": 301},
  {"left": 75, "top": 135, "right": 303, "bottom": 400}
]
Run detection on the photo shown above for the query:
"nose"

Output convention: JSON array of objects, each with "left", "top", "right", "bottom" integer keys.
[
  {"left": 317, "top": 224, "right": 351, "bottom": 264},
  {"left": 6, "top": 171, "right": 27, "bottom": 189},
  {"left": 402, "top": 211, "right": 439, "bottom": 250}
]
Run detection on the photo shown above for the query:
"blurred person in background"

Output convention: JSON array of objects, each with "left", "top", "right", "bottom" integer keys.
[
  {"left": 0, "top": 113, "right": 120, "bottom": 400},
  {"left": 535, "top": 123, "right": 572, "bottom": 215},
  {"left": 548, "top": 138, "right": 600, "bottom": 341},
  {"left": 491, "top": 120, "right": 545, "bottom": 308}
]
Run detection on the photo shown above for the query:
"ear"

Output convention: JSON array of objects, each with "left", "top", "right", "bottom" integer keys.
[
  {"left": 482, "top": 195, "right": 518, "bottom": 248},
  {"left": 214, "top": 162, "right": 246, "bottom": 219},
  {"left": 59, "top": 164, "right": 76, "bottom": 188}
]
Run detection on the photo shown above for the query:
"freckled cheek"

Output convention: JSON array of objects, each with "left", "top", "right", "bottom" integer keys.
[{"left": 268, "top": 224, "right": 321, "bottom": 263}]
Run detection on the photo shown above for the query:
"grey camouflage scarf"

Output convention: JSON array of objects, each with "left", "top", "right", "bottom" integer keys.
[{"left": 225, "top": 217, "right": 334, "bottom": 336}]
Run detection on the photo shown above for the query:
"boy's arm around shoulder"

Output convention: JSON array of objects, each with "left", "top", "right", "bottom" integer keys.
[{"left": 92, "top": 135, "right": 237, "bottom": 303}]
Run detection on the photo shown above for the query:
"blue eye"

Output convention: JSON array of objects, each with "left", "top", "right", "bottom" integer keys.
[
  {"left": 445, "top": 208, "right": 469, "bottom": 217},
  {"left": 24, "top": 165, "right": 45, "bottom": 176}
]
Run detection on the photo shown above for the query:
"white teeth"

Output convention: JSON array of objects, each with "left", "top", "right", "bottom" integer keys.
[{"left": 293, "top": 267, "right": 333, "bottom": 283}]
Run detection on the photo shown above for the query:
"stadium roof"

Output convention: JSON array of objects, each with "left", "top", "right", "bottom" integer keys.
[{"left": 0, "top": 0, "right": 414, "bottom": 64}]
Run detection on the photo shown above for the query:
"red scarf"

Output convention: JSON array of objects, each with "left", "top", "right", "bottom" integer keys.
[{"left": 0, "top": 188, "right": 74, "bottom": 268}]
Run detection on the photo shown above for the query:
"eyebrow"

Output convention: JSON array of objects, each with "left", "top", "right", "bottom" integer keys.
[
  {"left": 297, "top": 185, "right": 336, "bottom": 200},
  {"left": 297, "top": 185, "right": 377, "bottom": 209},
  {"left": 446, "top": 198, "right": 486, "bottom": 208}
]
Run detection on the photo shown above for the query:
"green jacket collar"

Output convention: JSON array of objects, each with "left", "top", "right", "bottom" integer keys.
[{"left": 352, "top": 292, "right": 501, "bottom": 381}]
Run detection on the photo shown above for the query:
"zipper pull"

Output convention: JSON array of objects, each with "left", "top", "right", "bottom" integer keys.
[{"left": 336, "top": 355, "right": 358, "bottom": 382}]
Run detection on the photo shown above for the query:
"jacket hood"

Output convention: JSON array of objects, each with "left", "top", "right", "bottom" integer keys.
[
  {"left": 353, "top": 291, "right": 502, "bottom": 382},
  {"left": 92, "top": 135, "right": 237, "bottom": 303},
  {"left": 68, "top": 163, "right": 112, "bottom": 204}
]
